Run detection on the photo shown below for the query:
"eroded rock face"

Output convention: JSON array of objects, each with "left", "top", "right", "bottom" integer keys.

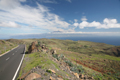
[{"left": 28, "top": 42, "right": 38, "bottom": 53}]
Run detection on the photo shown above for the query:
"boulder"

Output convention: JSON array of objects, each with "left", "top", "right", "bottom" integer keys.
[
  {"left": 57, "top": 78, "right": 63, "bottom": 80},
  {"left": 28, "top": 42, "right": 38, "bottom": 53},
  {"left": 73, "top": 73, "right": 79, "bottom": 78},
  {"left": 41, "top": 44, "right": 46, "bottom": 49},
  {"left": 25, "top": 73, "right": 41, "bottom": 80},
  {"left": 79, "top": 74, "right": 84, "bottom": 79},
  {"left": 50, "top": 49, "right": 56, "bottom": 54},
  {"left": 50, "top": 76, "right": 55, "bottom": 80}
]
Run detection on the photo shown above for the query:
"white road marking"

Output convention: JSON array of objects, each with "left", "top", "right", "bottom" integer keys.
[{"left": 6, "top": 57, "right": 10, "bottom": 61}]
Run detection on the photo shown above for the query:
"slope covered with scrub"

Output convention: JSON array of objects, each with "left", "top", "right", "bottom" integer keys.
[{"left": 16, "top": 38, "right": 120, "bottom": 80}]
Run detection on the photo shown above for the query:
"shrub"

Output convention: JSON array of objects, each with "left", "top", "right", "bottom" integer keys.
[
  {"left": 94, "top": 74, "right": 103, "bottom": 80},
  {"left": 65, "top": 60, "right": 73, "bottom": 67},
  {"left": 70, "top": 65, "right": 84, "bottom": 73},
  {"left": 38, "top": 41, "right": 41, "bottom": 46},
  {"left": 52, "top": 54, "right": 60, "bottom": 61},
  {"left": 70, "top": 66, "right": 79, "bottom": 73},
  {"left": 84, "top": 45, "right": 88, "bottom": 48},
  {"left": 59, "top": 54, "right": 64, "bottom": 59},
  {"left": 10, "top": 44, "right": 13, "bottom": 46},
  {"left": 2, "top": 40, "right": 5, "bottom": 43},
  {"left": 46, "top": 70, "right": 52, "bottom": 73},
  {"left": 52, "top": 54, "right": 58, "bottom": 59}
]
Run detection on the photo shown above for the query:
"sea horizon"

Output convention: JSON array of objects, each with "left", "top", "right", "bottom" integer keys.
[{"left": 48, "top": 36, "right": 120, "bottom": 46}]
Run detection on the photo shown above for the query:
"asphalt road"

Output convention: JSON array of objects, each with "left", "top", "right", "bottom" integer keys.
[{"left": 0, "top": 44, "right": 25, "bottom": 80}]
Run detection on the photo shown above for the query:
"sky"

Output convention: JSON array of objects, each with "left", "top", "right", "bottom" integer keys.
[{"left": 0, "top": 0, "right": 120, "bottom": 38}]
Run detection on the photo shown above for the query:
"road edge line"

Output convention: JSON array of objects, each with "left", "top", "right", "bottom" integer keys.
[
  {"left": 0, "top": 45, "right": 19, "bottom": 57},
  {"left": 12, "top": 45, "right": 26, "bottom": 80}
]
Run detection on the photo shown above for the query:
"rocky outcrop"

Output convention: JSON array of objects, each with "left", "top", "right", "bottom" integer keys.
[{"left": 28, "top": 42, "right": 38, "bottom": 53}]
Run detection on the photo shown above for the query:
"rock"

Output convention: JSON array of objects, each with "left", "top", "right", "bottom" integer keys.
[
  {"left": 48, "top": 69, "right": 56, "bottom": 73},
  {"left": 41, "top": 44, "right": 46, "bottom": 49},
  {"left": 66, "top": 66, "right": 70, "bottom": 71},
  {"left": 50, "top": 76, "right": 55, "bottom": 80},
  {"left": 50, "top": 49, "right": 56, "bottom": 54},
  {"left": 28, "top": 42, "right": 38, "bottom": 53},
  {"left": 66, "top": 74, "right": 69, "bottom": 77},
  {"left": 34, "top": 41, "right": 38, "bottom": 45},
  {"left": 25, "top": 73, "right": 41, "bottom": 80},
  {"left": 58, "top": 75, "right": 63, "bottom": 78},
  {"left": 73, "top": 73, "right": 79, "bottom": 78},
  {"left": 57, "top": 78, "right": 63, "bottom": 80},
  {"left": 88, "top": 77, "right": 93, "bottom": 79},
  {"left": 79, "top": 74, "right": 84, "bottom": 79}
]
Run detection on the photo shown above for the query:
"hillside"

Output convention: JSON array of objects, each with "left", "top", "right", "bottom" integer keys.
[
  {"left": 0, "top": 39, "right": 120, "bottom": 80},
  {"left": 16, "top": 38, "right": 120, "bottom": 80},
  {"left": 0, "top": 40, "right": 18, "bottom": 55}
]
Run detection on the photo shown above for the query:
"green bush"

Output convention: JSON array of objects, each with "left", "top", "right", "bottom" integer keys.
[
  {"left": 70, "top": 65, "right": 84, "bottom": 73},
  {"left": 46, "top": 70, "right": 52, "bottom": 73},
  {"left": 64, "top": 60, "right": 73, "bottom": 67},
  {"left": 84, "top": 45, "right": 88, "bottom": 48},
  {"left": 59, "top": 54, "right": 64, "bottom": 59},
  {"left": 70, "top": 66, "right": 79, "bottom": 73},
  {"left": 52, "top": 54, "right": 58, "bottom": 58},
  {"left": 52, "top": 54, "right": 60, "bottom": 61},
  {"left": 94, "top": 74, "right": 103, "bottom": 80}
]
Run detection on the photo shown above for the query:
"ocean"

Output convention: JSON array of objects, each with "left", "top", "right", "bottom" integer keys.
[{"left": 49, "top": 36, "right": 120, "bottom": 46}]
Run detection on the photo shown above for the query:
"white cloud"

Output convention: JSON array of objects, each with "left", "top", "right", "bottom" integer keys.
[
  {"left": 51, "top": 31, "right": 120, "bottom": 36},
  {"left": 39, "top": 0, "right": 57, "bottom": 3},
  {"left": 69, "top": 20, "right": 73, "bottom": 23},
  {"left": 0, "top": 0, "right": 70, "bottom": 32},
  {"left": 81, "top": 16, "right": 87, "bottom": 21},
  {"left": 73, "top": 23, "right": 79, "bottom": 27},
  {"left": 73, "top": 17, "right": 120, "bottom": 29},
  {"left": 0, "top": 21, "right": 20, "bottom": 28},
  {"left": 66, "top": 0, "right": 71, "bottom": 3},
  {"left": 19, "top": 0, "right": 26, "bottom": 2},
  {"left": 74, "top": 19, "right": 78, "bottom": 23}
]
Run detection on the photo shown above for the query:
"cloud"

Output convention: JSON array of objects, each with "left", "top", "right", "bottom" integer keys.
[
  {"left": 66, "top": 0, "right": 71, "bottom": 3},
  {"left": 69, "top": 20, "right": 73, "bottom": 23},
  {"left": 0, "top": 21, "right": 20, "bottom": 28},
  {"left": 73, "top": 16, "right": 120, "bottom": 29},
  {"left": 50, "top": 31, "right": 120, "bottom": 36},
  {"left": 74, "top": 19, "right": 78, "bottom": 23},
  {"left": 73, "top": 23, "right": 79, "bottom": 27},
  {"left": 0, "top": 0, "right": 70, "bottom": 32},
  {"left": 39, "top": 0, "right": 57, "bottom": 3},
  {"left": 81, "top": 16, "right": 87, "bottom": 21}
]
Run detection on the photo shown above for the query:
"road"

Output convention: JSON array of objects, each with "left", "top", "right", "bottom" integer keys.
[{"left": 0, "top": 44, "right": 25, "bottom": 80}]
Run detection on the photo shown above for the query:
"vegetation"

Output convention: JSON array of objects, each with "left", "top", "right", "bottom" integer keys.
[{"left": 0, "top": 40, "right": 18, "bottom": 55}]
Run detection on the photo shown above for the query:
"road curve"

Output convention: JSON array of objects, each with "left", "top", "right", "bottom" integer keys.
[{"left": 0, "top": 44, "right": 25, "bottom": 80}]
